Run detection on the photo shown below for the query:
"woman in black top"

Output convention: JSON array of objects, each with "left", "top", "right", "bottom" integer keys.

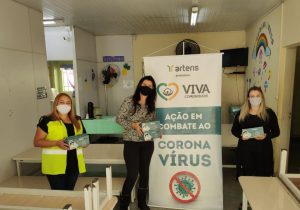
[
  {"left": 33, "top": 93, "right": 86, "bottom": 190},
  {"left": 231, "top": 86, "right": 280, "bottom": 176}
]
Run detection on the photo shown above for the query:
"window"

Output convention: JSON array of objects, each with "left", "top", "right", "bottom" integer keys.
[{"left": 60, "top": 67, "right": 74, "bottom": 91}]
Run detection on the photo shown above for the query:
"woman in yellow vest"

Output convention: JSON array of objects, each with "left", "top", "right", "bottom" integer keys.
[{"left": 33, "top": 93, "right": 86, "bottom": 190}]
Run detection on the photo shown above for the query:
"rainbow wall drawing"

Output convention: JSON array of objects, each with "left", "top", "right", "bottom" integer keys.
[
  {"left": 249, "top": 21, "right": 274, "bottom": 93},
  {"left": 252, "top": 33, "right": 271, "bottom": 59}
]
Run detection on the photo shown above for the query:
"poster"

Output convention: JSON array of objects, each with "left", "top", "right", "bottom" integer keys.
[{"left": 144, "top": 54, "right": 223, "bottom": 210}]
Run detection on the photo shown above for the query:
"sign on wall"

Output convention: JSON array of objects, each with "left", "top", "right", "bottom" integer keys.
[
  {"left": 144, "top": 54, "right": 223, "bottom": 210},
  {"left": 36, "top": 87, "right": 48, "bottom": 99},
  {"left": 102, "top": 56, "right": 124, "bottom": 62}
]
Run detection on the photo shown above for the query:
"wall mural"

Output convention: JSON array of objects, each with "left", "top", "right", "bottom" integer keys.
[{"left": 247, "top": 21, "right": 274, "bottom": 92}]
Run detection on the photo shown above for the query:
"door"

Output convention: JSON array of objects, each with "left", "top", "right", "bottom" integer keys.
[
  {"left": 277, "top": 47, "right": 296, "bottom": 173},
  {"left": 288, "top": 47, "right": 300, "bottom": 173}
]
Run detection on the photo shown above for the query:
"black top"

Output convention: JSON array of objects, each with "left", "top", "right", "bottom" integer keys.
[
  {"left": 231, "top": 108, "right": 280, "bottom": 176},
  {"left": 37, "top": 115, "right": 86, "bottom": 174},
  {"left": 231, "top": 108, "right": 280, "bottom": 141}
]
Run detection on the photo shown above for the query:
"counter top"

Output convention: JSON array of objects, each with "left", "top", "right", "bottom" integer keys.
[{"left": 82, "top": 116, "right": 124, "bottom": 134}]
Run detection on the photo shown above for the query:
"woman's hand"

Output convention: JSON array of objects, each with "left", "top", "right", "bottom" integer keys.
[
  {"left": 132, "top": 122, "right": 143, "bottom": 137},
  {"left": 255, "top": 133, "right": 266, "bottom": 141},
  {"left": 56, "top": 140, "right": 69, "bottom": 150},
  {"left": 241, "top": 135, "right": 249, "bottom": 141},
  {"left": 34, "top": 128, "right": 69, "bottom": 149}
]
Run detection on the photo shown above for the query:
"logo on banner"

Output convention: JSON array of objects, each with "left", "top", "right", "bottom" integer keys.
[
  {"left": 169, "top": 171, "right": 201, "bottom": 203},
  {"left": 167, "top": 65, "right": 175, "bottom": 72},
  {"left": 166, "top": 64, "right": 199, "bottom": 77},
  {"left": 166, "top": 64, "right": 199, "bottom": 72},
  {"left": 183, "top": 84, "right": 210, "bottom": 98},
  {"left": 157, "top": 82, "right": 179, "bottom": 101}
]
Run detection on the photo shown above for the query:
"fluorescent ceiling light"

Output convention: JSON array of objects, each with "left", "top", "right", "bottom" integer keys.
[
  {"left": 190, "top": 6, "right": 199, "bottom": 26},
  {"left": 43, "top": 20, "right": 56, "bottom": 25},
  {"left": 43, "top": 19, "right": 64, "bottom": 26}
]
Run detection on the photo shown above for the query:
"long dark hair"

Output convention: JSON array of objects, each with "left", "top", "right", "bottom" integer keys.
[{"left": 132, "top": 75, "right": 156, "bottom": 114}]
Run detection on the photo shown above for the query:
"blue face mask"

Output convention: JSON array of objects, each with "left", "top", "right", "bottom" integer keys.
[{"left": 249, "top": 97, "right": 261, "bottom": 107}]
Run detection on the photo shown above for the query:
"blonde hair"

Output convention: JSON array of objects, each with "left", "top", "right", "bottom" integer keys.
[
  {"left": 51, "top": 93, "right": 80, "bottom": 130},
  {"left": 239, "top": 86, "right": 268, "bottom": 122}
]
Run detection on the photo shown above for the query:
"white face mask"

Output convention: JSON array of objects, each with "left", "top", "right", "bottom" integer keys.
[
  {"left": 249, "top": 97, "right": 262, "bottom": 107},
  {"left": 56, "top": 104, "right": 71, "bottom": 114}
]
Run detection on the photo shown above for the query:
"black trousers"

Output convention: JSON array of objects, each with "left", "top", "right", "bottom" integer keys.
[
  {"left": 46, "top": 171, "right": 79, "bottom": 190},
  {"left": 121, "top": 141, "right": 154, "bottom": 196}
]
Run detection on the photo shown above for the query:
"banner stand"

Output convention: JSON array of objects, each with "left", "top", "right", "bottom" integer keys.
[{"left": 144, "top": 54, "right": 223, "bottom": 210}]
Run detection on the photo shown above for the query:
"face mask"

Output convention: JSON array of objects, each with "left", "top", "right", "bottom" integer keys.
[
  {"left": 249, "top": 97, "right": 262, "bottom": 107},
  {"left": 140, "top": 86, "right": 153, "bottom": 96},
  {"left": 56, "top": 104, "right": 71, "bottom": 114}
]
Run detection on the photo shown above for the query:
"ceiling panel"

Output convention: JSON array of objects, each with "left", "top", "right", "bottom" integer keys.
[{"left": 15, "top": 0, "right": 283, "bottom": 35}]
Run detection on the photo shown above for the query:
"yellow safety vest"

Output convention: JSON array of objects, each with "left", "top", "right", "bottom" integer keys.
[{"left": 42, "top": 120, "right": 86, "bottom": 175}]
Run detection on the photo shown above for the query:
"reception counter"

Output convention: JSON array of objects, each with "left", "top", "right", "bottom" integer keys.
[
  {"left": 82, "top": 116, "right": 124, "bottom": 143},
  {"left": 82, "top": 116, "right": 124, "bottom": 134}
]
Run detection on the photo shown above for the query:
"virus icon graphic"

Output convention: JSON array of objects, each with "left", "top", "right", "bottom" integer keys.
[
  {"left": 169, "top": 171, "right": 201, "bottom": 203},
  {"left": 174, "top": 176, "right": 196, "bottom": 198}
]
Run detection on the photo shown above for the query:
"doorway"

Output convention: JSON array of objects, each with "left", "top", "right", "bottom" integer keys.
[
  {"left": 48, "top": 61, "right": 75, "bottom": 99},
  {"left": 287, "top": 46, "right": 300, "bottom": 173},
  {"left": 44, "top": 26, "right": 77, "bottom": 112}
]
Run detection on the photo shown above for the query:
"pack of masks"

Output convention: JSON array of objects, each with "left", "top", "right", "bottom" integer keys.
[
  {"left": 139, "top": 121, "right": 162, "bottom": 141},
  {"left": 64, "top": 134, "right": 90, "bottom": 150},
  {"left": 242, "top": 127, "right": 264, "bottom": 139}
]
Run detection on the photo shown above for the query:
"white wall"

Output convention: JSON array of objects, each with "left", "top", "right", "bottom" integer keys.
[
  {"left": 282, "top": 0, "right": 300, "bottom": 47},
  {"left": 73, "top": 27, "right": 99, "bottom": 117},
  {"left": 277, "top": 0, "right": 300, "bottom": 154},
  {"left": 44, "top": 27, "right": 74, "bottom": 61},
  {"left": 0, "top": 0, "right": 50, "bottom": 182},
  {"left": 246, "top": 6, "right": 282, "bottom": 111},
  {"left": 96, "top": 35, "right": 134, "bottom": 116},
  {"left": 245, "top": 4, "right": 290, "bottom": 173}
]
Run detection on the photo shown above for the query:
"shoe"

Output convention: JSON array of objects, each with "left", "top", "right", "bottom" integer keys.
[
  {"left": 137, "top": 188, "right": 150, "bottom": 210},
  {"left": 119, "top": 194, "right": 130, "bottom": 210}
]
